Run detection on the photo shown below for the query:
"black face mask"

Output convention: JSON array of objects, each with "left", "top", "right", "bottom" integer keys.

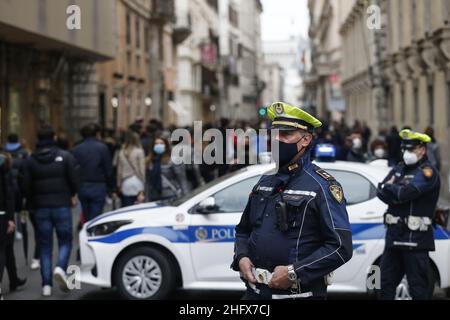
[{"left": 275, "top": 135, "right": 307, "bottom": 168}]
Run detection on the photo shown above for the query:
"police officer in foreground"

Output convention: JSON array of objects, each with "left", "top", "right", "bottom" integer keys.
[
  {"left": 377, "top": 129, "right": 440, "bottom": 300},
  {"left": 231, "top": 102, "right": 353, "bottom": 300}
]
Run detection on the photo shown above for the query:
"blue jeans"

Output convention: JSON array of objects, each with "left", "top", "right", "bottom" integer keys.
[
  {"left": 35, "top": 208, "right": 73, "bottom": 287},
  {"left": 79, "top": 184, "right": 107, "bottom": 221}
]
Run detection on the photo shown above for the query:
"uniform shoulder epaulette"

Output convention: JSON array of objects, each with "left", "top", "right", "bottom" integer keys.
[{"left": 314, "top": 167, "right": 336, "bottom": 181}]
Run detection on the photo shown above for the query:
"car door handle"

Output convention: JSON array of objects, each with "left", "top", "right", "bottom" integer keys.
[{"left": 360, "top": 212, "right": 383, "bottom": 220}]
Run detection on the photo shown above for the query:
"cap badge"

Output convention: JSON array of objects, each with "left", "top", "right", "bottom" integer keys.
[{"left": 274, "top": 103, "right": 284, "bottom": 115}]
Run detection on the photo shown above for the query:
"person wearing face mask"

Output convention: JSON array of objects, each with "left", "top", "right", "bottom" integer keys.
[
  {"left": 231, "top": 102, "right": 353, "bottom": 300},
  {"left": 369, "top": 139, "right": 388, "bottom": 161},
  {"left": 346, "top": 133, "right": 366, "bottom": 163},
  {"left": 145, "top": 136, "right": 189, "bottom": 202},
  {"left": 377, "top": 129, "right": 440, "bottom": 300}
]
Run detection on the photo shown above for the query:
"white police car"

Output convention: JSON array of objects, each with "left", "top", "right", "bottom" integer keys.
[{"left": 79, "top": 161, "right": 450, "bottom": 300}]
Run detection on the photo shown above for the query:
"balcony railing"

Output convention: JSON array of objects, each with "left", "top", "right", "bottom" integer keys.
[
  {"left": 151, "top": 0, "right": 175, "bottom": 23},
  {"left": 173, "top": 11, "right": 192, "bottom": 44}
]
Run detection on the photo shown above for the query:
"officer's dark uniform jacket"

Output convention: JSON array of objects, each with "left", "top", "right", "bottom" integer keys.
[
  {"left": 231, "top": 151, "right": 353, "bottom": 298},
  {"left": 377, "top": 156, "right": 440, "bottom": 251}
]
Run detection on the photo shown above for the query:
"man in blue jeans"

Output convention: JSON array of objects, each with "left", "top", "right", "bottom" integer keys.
[
  {"left": 20, "top": 126, "right": 79, "bottom": 297},
  {"left": 74, "top": 123, "right": 114, "bottom": 221}
]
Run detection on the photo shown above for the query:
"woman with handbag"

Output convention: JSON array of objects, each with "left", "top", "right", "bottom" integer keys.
[{"left": 117, "top": 131, "right": 146, "bottom": 208}]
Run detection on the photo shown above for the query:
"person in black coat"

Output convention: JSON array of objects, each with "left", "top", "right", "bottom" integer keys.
[
  {"left": 386, "top": 126, "right": 402, "bottom": 167},
  {"left": 0, "top": 152, "right": 17, "bottom": 299},
  {"left": 73, "top": 123, "right": 114, "bottom": 221},
  {"left": 20, "top": 125, "right": 79, "bottom": 297}
]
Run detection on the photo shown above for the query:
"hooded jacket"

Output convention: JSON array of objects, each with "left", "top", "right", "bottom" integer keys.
[{"left": 20, "top": 141, "right": 80, "bottom": 209}]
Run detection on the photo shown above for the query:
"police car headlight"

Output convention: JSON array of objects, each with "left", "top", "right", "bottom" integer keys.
[{"left": 87, "top": 220, "right": 133, "bottom": 237}]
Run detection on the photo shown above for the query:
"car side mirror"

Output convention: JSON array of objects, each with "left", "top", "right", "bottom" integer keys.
[{"left": 197, "top": 197, "right": 217, "bottom": 214}]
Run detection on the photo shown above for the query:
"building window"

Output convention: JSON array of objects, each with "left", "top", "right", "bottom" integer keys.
[
  {"left": 428, "top": 83, "right": 434, "bottom": 125},
  {"left": 136, "top": 19, "right": 140, "bottom": 50},
  {"left": 127, "top": 91, "right": 133, "bottom": 123},
  {"left": 158, "top": 31, "right": 164, "bottom": 61},
  {"left": 401, "top": 83, "right": 406, "bottom": 124},
  {"left": 444, "top": 0, "right": 450, "bottom": 24},
  {"left": 136, "top": 55, "right": 141, "bottom": 70},
  {"left": 137, "top": 92, "right": 142, "bottom": 117},
  {"left": 168, "top": 91, "right": 174, "bottom": 101},
  {"left": 127, "top": 52, "right": 131, "bottom": 66},
  {"left": 229, "top": 5, "right": 239, "bottom": 28},
  {"left": 424, "top": 0, "right": 431, "bottom": 33},
  {"left": 126, "top": 13, "right": 131, "bottom": 46},
  {"left": 413, "top": 84, "right": 419, "bottom": 124},
  {"left": 447, "top": 82, "right": 450, "bottom": 127},
  {"left": 165, "top": 40, "right": 173, "bottom": 68},
  {"left": 412, "top": 0, "right": 417, "bottom": 38},
  {"left": 207, "top": 0, "right": 218, "bottom": 12},
  {"left": 127, "top": 92, "right": 132, "bottom": 109},
  {"left": 388, "top": 86, "right": 395, "bottom": 121},
  {"left": 398, "top": 0, "right": 403, "bottom": 48},
  {"left": 145, "top": 25, "right": 149, "bottom": 53}
]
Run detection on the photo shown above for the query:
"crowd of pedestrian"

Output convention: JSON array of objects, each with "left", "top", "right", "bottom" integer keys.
[
  {"left": 0, "top": 115, "right": 442, "bottom": 299},
  {"left": 313, "top": 119, "right": 441, "bottom": 169}
]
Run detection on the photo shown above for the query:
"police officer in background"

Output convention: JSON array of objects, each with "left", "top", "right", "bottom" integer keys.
[
  {"left": 377, "top": 129, "right": 440, "bottom": 300},
  {"left": 231, "top": 102, "right": 353, "bottom": 300}
]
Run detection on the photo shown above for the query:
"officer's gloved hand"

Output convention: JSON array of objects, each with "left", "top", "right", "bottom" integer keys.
[{"left": 239, "top": 257, "right": 256, "bottom": 284}]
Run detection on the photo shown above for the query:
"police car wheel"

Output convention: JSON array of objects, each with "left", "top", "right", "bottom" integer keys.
[{"left": 114, "top": 247, "right": 175, "bottom": 300}]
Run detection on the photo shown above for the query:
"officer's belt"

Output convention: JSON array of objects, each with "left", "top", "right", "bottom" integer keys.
[
  {"left": 385, "top": 214, "right": 432, "bottom": 231},
  {"left": 248, "top": 282, "right": 313, "bottom": 300}
]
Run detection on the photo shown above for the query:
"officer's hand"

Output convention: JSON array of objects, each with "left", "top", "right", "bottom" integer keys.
[
  {"left": 386, "top": 176, "right": 395, "bottom": 185},
  {"left": 239, "top": 257, "right": 256, "bottom": 284},
  {"left": 268, "top": 266, "right": 291, "bottom": 290}
]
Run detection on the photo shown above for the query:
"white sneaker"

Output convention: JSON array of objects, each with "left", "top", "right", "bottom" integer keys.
[
  {"left": 42, "top": 285, "right": 52, "bottom": 297},
  {"left": 30, "top": 259, "right": 40, "bottom": 270},
  {"left": 53, "top": 267, "right": 69, "bottom": 292}
]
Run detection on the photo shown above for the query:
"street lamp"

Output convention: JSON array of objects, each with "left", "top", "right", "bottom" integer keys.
[
  {"left": 111, "top": 96, "right": 119, "bottom": 109},
  {"left": 145, "top": 96, "right": 152, "bottom": 108},
  {"left": 112, "top": 95, "right": 119, "bottom": 131}
]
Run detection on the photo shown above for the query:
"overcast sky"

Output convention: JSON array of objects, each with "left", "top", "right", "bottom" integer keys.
[{"left": 261, "top": 0, "right": 309, "bottom": 41}]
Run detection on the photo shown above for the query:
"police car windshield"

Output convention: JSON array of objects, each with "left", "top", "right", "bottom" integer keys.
[{"left": 163, "top": 168, "right": 250, "bottom": 207}]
